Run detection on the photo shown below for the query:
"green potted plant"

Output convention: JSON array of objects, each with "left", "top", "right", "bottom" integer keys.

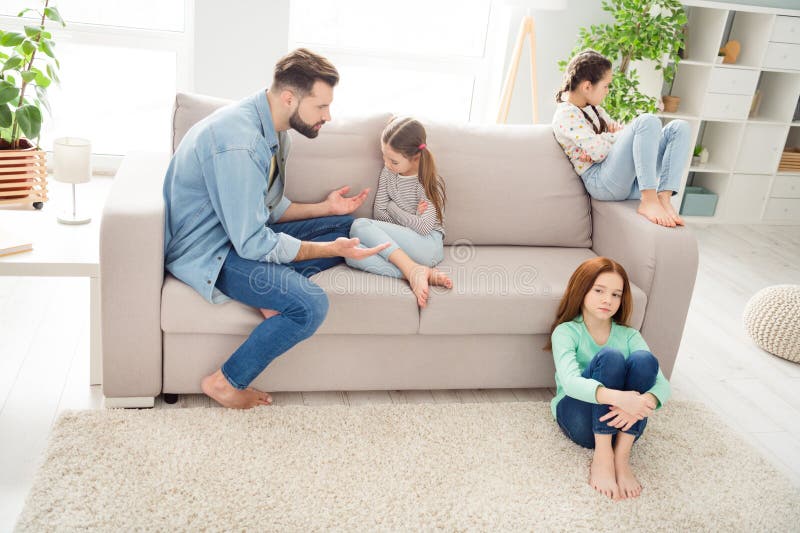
[
  {"left": 0, "top": 0, "right": 64, "bottom": 208},
  {"left": 559, "top": 0, "right": 687, "bottom": 124}
]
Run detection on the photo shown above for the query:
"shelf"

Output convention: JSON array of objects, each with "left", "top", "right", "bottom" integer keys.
[
  {"left": 673, "top": 2, "right": 800, "bottom": 225},
  {"left": 728, "top": 11, "right": 774, "bottom": 68},
  {"left": 689, "top": 165, "right": 731, "bottom": 173},
  {"left": 699, "top": 116, "right": 745, "bottom": 123},
  {"left": 748, "top": 117, "right": 792, "bottom": 126},
  {"left": 657, "top": 112, "right": 696, "bottom": 121}
]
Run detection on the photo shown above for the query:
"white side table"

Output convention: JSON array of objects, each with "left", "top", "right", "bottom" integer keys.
[{"left": 0, "top": 177, "right": 111, "bottom": 385}]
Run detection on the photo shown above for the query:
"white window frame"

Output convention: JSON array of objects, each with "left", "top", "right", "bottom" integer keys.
[
  {"left": 0, "top": 2, "right": 195, "bottom": 174},
  {"left": 288, "top": 0, "right": 514, "bottom": 124}
]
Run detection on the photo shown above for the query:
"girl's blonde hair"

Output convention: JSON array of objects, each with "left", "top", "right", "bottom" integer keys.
[
  {"left": 382, "top": 117, "right": 446, "bottom": 224},
  {"left": 556, "top": 49, "right": 613, "bottom": 134},
  {"left": 544, "top": 257, "right": 633, "bottom": 351}
]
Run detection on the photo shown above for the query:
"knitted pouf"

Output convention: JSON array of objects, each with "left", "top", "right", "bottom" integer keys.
[{"left": 743, "top": 285, "right": 800, "bottom": 363}]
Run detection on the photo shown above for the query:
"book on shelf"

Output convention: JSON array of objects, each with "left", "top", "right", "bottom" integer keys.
[{"left": 0, "top": 231, "right": 33, "bottom": 257}]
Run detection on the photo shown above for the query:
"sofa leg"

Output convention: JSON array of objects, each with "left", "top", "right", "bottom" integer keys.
[{"left": 163, "top": 393, "right": 179, "bottom": 404}]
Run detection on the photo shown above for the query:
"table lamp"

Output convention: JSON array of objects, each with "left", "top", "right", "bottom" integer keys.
[
  {"left": 53, "top": 137, "right": 92, "bottom": 225},
  {"left": 497, "top": 0, "right": 567, "bottom": 124}
]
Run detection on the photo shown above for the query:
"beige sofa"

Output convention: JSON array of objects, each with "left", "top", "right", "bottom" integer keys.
[{"left": 100, "top": 93, "right": 699, "bottom": 408}]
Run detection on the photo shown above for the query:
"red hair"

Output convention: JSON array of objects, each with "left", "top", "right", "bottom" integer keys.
[{"left": 544, "top": 257, "right": 633, "bottom": 350}]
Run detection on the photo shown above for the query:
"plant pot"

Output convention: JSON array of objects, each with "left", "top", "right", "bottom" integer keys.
[
  {"left": 662, "top": 95, "right": 681, "bottom": 113},
  {"left": 0, "top": 139, "right": 48, "bottom": 209},
  {"left": 691, "top": 155, "right": 702, "bottom": 166}
]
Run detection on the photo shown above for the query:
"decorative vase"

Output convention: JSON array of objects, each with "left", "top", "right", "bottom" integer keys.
[{"left": 0, "top": 139, "right": 48, "bottom": 209}]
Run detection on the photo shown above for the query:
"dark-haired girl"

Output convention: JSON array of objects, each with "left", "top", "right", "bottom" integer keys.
[
  {"left": 546, "top": 257, "right": 670, "bottom": 500},
  {"left": 553, "top": 49, "right": 691, "bottom": 227}
]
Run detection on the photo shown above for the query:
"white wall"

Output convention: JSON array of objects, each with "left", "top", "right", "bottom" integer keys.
[
  {"left": 191, "top": 0, "right": 609, "bottom": 123},
  {"left": 503, "top": 0, "right": 613, "bottom": 124},
  {"left": 193, "top": 0, "right": 290, "bottom": 99}
]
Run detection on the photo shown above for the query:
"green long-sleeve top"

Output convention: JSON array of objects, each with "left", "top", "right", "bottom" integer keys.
[{"left": 550, "top": 316, "right": 671, "bottom": 419}]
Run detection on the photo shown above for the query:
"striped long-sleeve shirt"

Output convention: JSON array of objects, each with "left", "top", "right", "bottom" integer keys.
[{"left": 373, "top": 166, "right": 445, "bottom": 237}]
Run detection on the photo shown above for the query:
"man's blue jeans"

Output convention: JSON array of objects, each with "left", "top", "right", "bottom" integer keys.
[
  {"left": 556, "top": 347, "right": 659, "bottom": 449},
  {"left": 214, "top": 215, "right": 353, "bottom": 389}
]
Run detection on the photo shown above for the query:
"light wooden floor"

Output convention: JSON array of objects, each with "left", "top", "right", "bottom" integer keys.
[{"left": 1, "top": 223, "right": 798, "bottom": 530}]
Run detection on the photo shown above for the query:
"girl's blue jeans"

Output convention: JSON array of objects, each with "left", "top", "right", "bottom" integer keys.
[
  {"left": 346, "top": 217, "right": 444, "bottom": 278},
  {"left": 581, "top": 114, "right": 691, "bottom": 201},
  {"left": 556, "top": 347, "right": 660, "bottom": 449},
  {"left": 214, "top": 215, "right": 353, "bottom": 389}
]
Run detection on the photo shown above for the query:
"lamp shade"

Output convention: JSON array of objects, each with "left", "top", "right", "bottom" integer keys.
[{"left": 53, "top": 137, "right": 91, "bottom": 184}]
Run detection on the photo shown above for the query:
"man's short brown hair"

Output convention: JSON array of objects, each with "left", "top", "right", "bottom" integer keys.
[{"left": 272, "top": 48, "right": 339, "bottom": 97}]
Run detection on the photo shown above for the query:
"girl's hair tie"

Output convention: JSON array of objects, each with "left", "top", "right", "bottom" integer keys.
[{"left": 418, "top": 143, "right": 427, "bottom": 150}]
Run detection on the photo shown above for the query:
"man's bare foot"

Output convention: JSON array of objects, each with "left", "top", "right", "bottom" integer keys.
[
  {"left": 658, "top": 193, "right": 685, "bottom": 226},
  {"left": 259, "top": 308, "right": 280, "bottom": 319},
  {"left": 589, "top": 447, "right": 620, "bottom": 500},
  {"left": 428, "top": 268, "right": 453, "bottom": 289},
  {"left": 637, "top": 198, "right": 675, "bottom": 227},
  {"left": 407, "top": 266, "right": 431, "bottom": 307},
  {"left": 200, "top": 369, "right": 272, "bottom": 409},
  {"left": 614, "top": 456, "right": 642, "bottom": 499}
]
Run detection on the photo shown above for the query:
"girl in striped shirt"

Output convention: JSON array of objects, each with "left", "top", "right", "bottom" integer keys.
[
  {"left": 552, "top": 49, "right": 691, "bottom": 227},
  {"left": 347, "top": 117, "right": 452, "bottom": 308}
]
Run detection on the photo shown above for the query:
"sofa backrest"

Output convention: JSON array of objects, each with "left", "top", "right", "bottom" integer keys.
[{"left": 173, "top": 93, "right": 592, "bottom": 247}]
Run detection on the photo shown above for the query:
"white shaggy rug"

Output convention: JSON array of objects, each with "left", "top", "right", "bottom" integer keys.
[{"left": 15, "top": 401, "right": 800, "bottom": 532}]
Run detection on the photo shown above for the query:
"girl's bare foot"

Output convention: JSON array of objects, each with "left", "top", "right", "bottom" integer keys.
[
  {"left": 637, "top": 198, "right": 675, "bottom": 227},
  {"left": 614, "top": 457, "right": 642, "bottom": 499},
  {"left": 200, "top": 369, "right": 272, "bottom": 409},
  {"left": 259, "top": 308, "right": 280, "bottom": 319},
  {"left": 428, "top": 268, "right": 453, "bottom": 289},
  {"left": 407, "top": 266, "right": 431, "bottom": 307},
  {"left": 589, "top": 446, "right": 620, "bottom": 500},
  {"left": 658, "top": 193, "right": 685, "bottom": 226}
]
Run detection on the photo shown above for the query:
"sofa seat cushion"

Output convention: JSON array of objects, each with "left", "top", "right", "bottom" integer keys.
[
  {"left": 419, "top": 246, "right": 647, "bottom": 335},
  {"left": 160, "top": 266, "right": 420, "bottom": 335}
]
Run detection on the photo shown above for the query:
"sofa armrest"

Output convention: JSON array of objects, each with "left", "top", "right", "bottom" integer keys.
[
  {"left": 591, "top": 199, "right": 698, "bottom": 378},
  {"left": 100, "top": 152, "right": 170, "bottom": 399}
]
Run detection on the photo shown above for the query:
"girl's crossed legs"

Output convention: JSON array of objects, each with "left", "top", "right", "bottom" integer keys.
[
  {"left": 346, "top": 218, "right": 451, "bottom": 307},
  {"left": 581, "top": 114, "right": 691, "bottom": 227}
]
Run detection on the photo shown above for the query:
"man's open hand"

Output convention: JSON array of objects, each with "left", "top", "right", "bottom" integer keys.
[
  {"left": 326, "top": 186, "right": 370, "bottom": 215},
  {"left": 331, "top": 237, "right": 390, "bottom": 260}
]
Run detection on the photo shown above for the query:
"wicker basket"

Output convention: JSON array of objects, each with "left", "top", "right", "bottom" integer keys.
[{"left": 0, "top": 146, "right": 48, "bottom": 209}]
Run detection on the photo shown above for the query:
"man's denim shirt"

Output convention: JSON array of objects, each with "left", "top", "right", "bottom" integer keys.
[{"left": 163, "top": 90, "right": 301, "bottom": 304}]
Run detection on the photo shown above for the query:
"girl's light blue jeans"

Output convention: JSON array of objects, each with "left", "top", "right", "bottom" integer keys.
[
  {"left": 581, "top": 114, "right": 691, "bottom": 201},
  {"left": 346, "top": 218, "right": 444, "bottom": 278}
]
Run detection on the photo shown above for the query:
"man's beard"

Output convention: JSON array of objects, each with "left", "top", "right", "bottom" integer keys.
[{"left": 289, "top": 108, "right": 324, "bottom": 139}]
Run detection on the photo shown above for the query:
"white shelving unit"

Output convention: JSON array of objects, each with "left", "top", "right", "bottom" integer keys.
[{"left": 659, "top": 1, "right": 800, "bottom": 224}]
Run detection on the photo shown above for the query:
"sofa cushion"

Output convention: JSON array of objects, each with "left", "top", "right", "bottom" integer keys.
[
  {"left": 289, "top": 119, "right": 593, "bottom": 248},
  {"left": 172, "top": 92, "right": 235, "bottom": 153},
  {"left": 419, "top": 246, "right": 647, "bottom": 335},
  {"left": 283, "top": 113, "right": 393, "bottom": 222},
  {"left": 161, "top": 267, "right": 420, "bottom": 336},
  {"left": 425, "top": 122, "right": 592, "bottom": 247}
]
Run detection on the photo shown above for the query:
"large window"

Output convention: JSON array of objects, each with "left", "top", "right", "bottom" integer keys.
[
  {"left": 0, "top": 1, "right": 192, "bottom": 169},
  {"left": 289, "top": 0, "right": 510, "bottom": 123}
]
